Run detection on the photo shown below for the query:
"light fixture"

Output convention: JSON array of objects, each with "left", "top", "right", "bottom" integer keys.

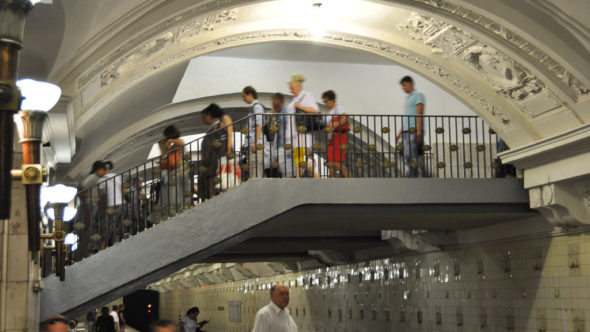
[
  {"left": 310, "top": 2, "right": 326, "bottom": 39},
  {"left": 0, "top": 0, "right": 37, "bottom": 220},
  {"left": 64, "top": 232, "right": 78, "bottom": 251},
  {"left": 42, "top": 184, "right": 77, "bottom": 281},
  {"left": 0, "top": 0, "right": 34, "bottom": 44},
  {"left": 42, "top": 184, "right": 77, "bottom": 204},
  {"left": 16, "top": 79, "right": 61, "bottom": 112},
  {"left": 10, "top": 79, "right": 61, "bottom": 252},
  {"left": 45, "top": 206, "right": 77, "bottom": 222}
]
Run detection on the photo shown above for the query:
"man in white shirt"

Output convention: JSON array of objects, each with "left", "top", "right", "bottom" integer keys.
[
  {"left": 91, "top": 160, "right": 125, "bottom": 247},
  {"left": 252, "top": 284, "right": 297, "bottom": 332},
  {"left": 110, "top": 305, "right": 120, "bottom": 332},
  {"left": 242, "top": 86, "right": 265, "bottom": 179}
]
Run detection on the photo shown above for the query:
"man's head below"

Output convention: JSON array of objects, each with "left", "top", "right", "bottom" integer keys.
[
  {"left": 112, "top": 305, "right": 118, "bottom": 311},
  {"left": 42, "top": 315, "right": 69, "bottom": 332},
  {"left": 400, "top": 75, "right": 414, "bottom": 94},
  {"left": 150, "top": 320, "right": 179, "bottom": 332},
  {"left": 270, "top": 284, "right": 290, "bottom": 309}
]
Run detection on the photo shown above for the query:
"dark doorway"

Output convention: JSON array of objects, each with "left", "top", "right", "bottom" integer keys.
[{"left": 123, "top": 289, "right": 159, "bottom": 332}]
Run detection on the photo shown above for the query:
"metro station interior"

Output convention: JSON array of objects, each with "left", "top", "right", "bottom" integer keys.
[{"left": 1, "top": 0, "right": 589, "bottom": 331}]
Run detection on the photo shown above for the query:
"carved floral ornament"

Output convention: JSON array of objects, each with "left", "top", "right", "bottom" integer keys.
[
  {"left": 397, "top": 0, "right": 589, "bottom": 100},
  {"left": 398, "top": 14, "right": 547, "bottom": 102}
]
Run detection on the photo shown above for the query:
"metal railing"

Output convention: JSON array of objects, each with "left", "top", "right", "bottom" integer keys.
[{"left": 68, "top": 113, "right": 509, "bottom": 262}]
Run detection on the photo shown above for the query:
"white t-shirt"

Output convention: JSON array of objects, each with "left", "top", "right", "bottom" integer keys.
[
  {"left": 98, "top": 173, "right": 124, "bottom": 206},
  {"left": 181, "top": 316, "right": 198, "bottom": 332},
  {"left": 326, "top": 104, "right": 345, "bottom": 124},
  {"left": 284, "top": 90, "right": 319, "bottom": 149},
  {"left": 110, "top": 311, "right": 120, "bottom": 326},
  {"left": 252, "top": 302, "right": 297, "bottom": 332}
]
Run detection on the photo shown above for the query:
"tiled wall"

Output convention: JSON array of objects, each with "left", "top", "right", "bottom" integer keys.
[{"left": 160, "top": 233, "right": 590, "bottom": 331}]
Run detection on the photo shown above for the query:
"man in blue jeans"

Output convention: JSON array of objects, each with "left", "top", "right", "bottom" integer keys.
[{"left": 396, "top": 76, "right": 425, "bottom": 178}]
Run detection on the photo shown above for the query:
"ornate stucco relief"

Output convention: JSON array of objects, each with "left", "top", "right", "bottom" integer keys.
[
  {"left": 77, "top": 2, "right": 244, "bottom": 88},
  {"left": 398, "top": 14, "right": 555, "bottom": 114},
  {"left": 97, "top": 9, "right": 237, "bottom": 88},
  {"left": 79, "top": 25, "right": 512, "bottom": 135},
  {"left": 401, "top": 0, "right": 589, "bottom": 100}
]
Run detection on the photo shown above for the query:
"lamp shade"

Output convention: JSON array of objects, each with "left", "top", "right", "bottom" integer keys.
[
  {"left": 64, "top": 232, "right": 77, "bottom": 245},
  {"left": 45, "top": 206, "right": 77, "bottom": 222},
  {"left": 42, "top": 184, "right": 77, "bottom": 204},
  {"left": 16, "top": 79, "right": 61, "bottom": 112}
]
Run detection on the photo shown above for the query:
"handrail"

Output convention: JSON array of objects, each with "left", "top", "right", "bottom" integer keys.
[{"left": 60, "top": 113, "right": 510, "bottom": 269}]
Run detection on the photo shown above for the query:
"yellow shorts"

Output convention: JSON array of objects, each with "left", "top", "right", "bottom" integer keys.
[{"left": 293, "top": 148, "right": 307, "bottom": 166}]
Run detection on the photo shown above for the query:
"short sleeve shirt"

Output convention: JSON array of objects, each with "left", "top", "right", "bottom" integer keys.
[
  {"left": 181, "top": 316, "right": 198, "bottom": 332},
  {"left": 110, "top": 311, "right": 119, "bottom": 325},
  {"left": 98, "top": 174, "right": 124, "bottom": 206},
  {"left": 248, "top": 100, "right": 265, "bottom": 145},
  {"left": 403, "top": 90, "right": 425, "bottom": 131},
  {"left": 327, "top": 104, "right": 345, "bottom": 124},
  {"left": 284, "top": 91, "right": 319, "bottom": 146}
]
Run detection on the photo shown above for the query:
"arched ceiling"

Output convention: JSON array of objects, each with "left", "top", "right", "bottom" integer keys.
[{"left": 20, "top": 0, "right": 590, "bottom": 180}]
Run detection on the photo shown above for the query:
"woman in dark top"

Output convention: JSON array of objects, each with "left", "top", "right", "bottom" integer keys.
[
  {"left": 198, "top": 104, "right": 233, "bottom": 200},
  {"left": 95, "top": 307, "right": 115, "bottom": 332},
  {"left": 118, "top": 304, "right": 126, "bottom": 332}
]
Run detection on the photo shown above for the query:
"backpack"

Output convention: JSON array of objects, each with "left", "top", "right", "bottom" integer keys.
[{"left": 263, "top": 113, "right": 279, "bottom": 142}]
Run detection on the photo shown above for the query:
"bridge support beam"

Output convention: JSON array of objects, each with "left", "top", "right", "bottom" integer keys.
[{"left": 502, "top": 123, "right": 590, "bottom": 227}]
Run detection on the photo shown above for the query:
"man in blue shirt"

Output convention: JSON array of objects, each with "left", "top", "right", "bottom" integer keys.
[{"left": 396, "top": 76, "right": 425, "bottom": 178}]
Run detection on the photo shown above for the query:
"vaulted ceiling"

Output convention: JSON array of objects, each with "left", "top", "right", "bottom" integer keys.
[{"left": 19, "top": 0, "right": 590, "bottom": 180}]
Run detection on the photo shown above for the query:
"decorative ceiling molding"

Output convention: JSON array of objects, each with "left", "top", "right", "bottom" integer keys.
[
  {"left": 395, "top": 0, "right": 589, "bottom": 101},
  {"left": 398, "top": 13, "right": 563, "bottom": 119},
  {"left": 76, "top": 4, "right": 242, "bottom": 89},
  {"left": 77, "top": 27, "right": 517, "bottom": 134}
]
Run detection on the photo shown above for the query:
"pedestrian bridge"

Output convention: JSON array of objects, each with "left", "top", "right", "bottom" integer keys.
[
  {"left": 41, "top": 178, "right": 534, "bottom": 320},
  {"left": 40, "top": 114, "right": 537, "bottom": 320}
]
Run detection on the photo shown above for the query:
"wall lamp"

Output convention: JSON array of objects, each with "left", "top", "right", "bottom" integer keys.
[
  {"left": 0, "top": 0, "right": 36, "bottom": 220},
  {"left": 41, "top": 184, "right": 77, "bottom": 281},
  {"left": 11, "top": 79, "right": 61, "bottom": 253}
]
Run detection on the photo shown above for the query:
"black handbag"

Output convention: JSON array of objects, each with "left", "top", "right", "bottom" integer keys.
[{"left": 295, "top": 107, "right": 325, "bottom": 131}]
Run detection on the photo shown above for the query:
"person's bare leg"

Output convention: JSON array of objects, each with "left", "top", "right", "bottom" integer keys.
[
  {"left": 338, "top": 163, "right": 350, "bottom": 178},
  {"left": 328, "top": 166, "right": 336, "bottom": 178}
]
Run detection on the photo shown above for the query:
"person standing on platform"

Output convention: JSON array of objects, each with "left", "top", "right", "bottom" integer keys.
[
  {"left": 118, "top": 304, "right": 127, "bottom": 332},
  {"left": 396, "top": 75, "right": 424, "bottom": 178},
  {"left": 86, "top": 309, "right": 97, "bottom": 332},
  {"left": 252, "top": 284, "right": 297, "bottom": 332},
  {"left": 180, "top": 307, "right": 209, "bottom": 332},
  {"left": 95, "top": 307, "right": 115, "bottom": 332},
  {"left": 110, "top": 305, "right": 120, "bottom": 332}
]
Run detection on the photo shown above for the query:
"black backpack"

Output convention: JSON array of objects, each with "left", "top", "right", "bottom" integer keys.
[{"left": 263, "top": 113, "right": 279, "bottom": 142}]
